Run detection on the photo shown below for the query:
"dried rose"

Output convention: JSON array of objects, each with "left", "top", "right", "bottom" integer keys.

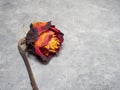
[{"left": 26, "top": 21, "right": 64, "bottom": 63}]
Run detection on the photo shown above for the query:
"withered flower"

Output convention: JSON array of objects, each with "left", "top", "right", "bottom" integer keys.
[
  {"left": 18, "top": 21, "right": 64, "bottom": 90},
  {"left": 26, "top": 21, "right": 64, "bottom": 62}
]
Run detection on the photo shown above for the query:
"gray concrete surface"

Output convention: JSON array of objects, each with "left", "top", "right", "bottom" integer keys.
[{"left": 0, "top": 0, "right": 120, "bottom": 90}]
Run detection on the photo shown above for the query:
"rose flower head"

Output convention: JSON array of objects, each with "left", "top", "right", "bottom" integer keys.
[{"left": 26, "top": 21, "right": 64, "bottom": 63}]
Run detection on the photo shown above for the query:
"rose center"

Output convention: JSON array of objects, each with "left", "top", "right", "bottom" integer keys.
[{"left": 34, "top": 31, "right": 60, "bottom": 56}]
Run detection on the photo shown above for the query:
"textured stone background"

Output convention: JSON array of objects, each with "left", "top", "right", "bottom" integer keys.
[{"left": 0, "top": 0, "right": 120, "bottom": 90}]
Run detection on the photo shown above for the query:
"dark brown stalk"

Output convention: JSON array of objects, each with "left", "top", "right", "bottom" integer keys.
[{"left": 18, "top": 37, "right": 39, "bottom": 90}]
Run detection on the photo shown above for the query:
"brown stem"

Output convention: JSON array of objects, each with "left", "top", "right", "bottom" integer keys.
[{"left": 18, "top": 37, "right": 39, "bottom": 90}]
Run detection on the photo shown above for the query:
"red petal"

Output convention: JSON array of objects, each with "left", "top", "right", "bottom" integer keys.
[
  {"left": 57, "top": 34, "right": 64, "bottom": 43},
  {"left": 50, "top": 27, "right": 64, "bottom": 43},
  {"left": 35, "top": 46, "right": 44, "bottom": 58},
  {"left": 50, "top": 27, "right": 61, "bottom": 33},
  {"left": 35, "top": 46, "right": 51, "bottom": 61}
]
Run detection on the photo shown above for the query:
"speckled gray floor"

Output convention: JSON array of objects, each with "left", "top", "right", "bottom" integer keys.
[{"left": 0, "top": 0, "right": 120, "bottom": 90}]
